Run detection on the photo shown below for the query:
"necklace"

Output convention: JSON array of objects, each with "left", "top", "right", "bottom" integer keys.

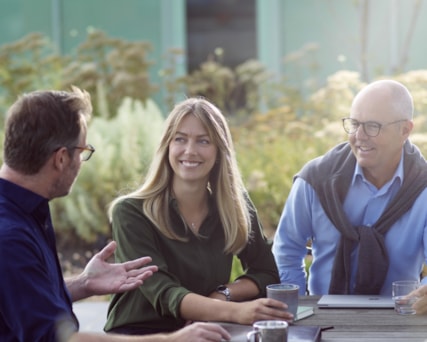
[
  {"left": 186, "top": 219, "right": 202, "bottom": 233},
  {"left": 176, "top": 201, "right": 208, "bottom": 233}
]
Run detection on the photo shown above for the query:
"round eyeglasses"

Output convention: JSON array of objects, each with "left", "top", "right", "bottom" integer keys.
[
  {"left": 72, "top": 144, "right": 95, "bottom": 161},
  {"left": 342, "top": 118, "right": 407, "bottom": 137}
]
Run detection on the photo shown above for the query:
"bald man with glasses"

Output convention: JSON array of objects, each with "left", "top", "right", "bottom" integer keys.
[{"left": 273, "top": 80, "right": 427, "bottom": 303}]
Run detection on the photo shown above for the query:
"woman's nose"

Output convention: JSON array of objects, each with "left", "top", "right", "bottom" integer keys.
[{"left": 184, "top": 140, "right": 197, "bottom": 153}]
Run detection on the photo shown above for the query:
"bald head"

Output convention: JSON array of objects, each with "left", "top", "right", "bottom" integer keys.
[{"left": 352, "top": 80, "right": 413, "bottom": 121}]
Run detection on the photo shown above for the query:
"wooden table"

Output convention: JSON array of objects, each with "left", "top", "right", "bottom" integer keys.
[
  {"left": 295, "top": 296, "right": 427, "bottom": 341},
  {"left": 219, "top": 296, "right": 427, "bottom": 341}
]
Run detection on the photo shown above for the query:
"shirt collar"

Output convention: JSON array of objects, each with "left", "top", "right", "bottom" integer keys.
[
  {"left": 352, "top": 151, "right": 404, "bottom": 187},
  {"left": 0, "top": 178, "right": 49, "bottom": 217},
  {"left": 169, "top": 194, "right": 217, "bottom": 237}
]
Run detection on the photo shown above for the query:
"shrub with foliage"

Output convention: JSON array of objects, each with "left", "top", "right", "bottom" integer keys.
[
  {"left": 0, "top": 32, "right": 269, "bottom": 122},
  {"left": 165, "top": 48, "right": 271, "bottom": 117},
  {"left": 0, "top": 31, "right": 157, "bottom": 122},
  {"left": 61, "top": 30, "right": 157, "bottom": 118},
  {"left": 0, "top": 33, "right": 64, "bottom": 125}
]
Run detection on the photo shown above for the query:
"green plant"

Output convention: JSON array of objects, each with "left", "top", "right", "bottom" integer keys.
[
  {"left": 159, "top": 47, "right": 187, "bottom": 111},
  {"left": 174, "top": 53, "right": 270, "bottom": 117},
  {"left": 0, "top": 31, "right": 159, "bottom": 124},
  {"left": 61, "top": 30, "right": 158, "bottom": 118},
  {"left": 0, "top": 33, "right": 64, "bottom": 125}
]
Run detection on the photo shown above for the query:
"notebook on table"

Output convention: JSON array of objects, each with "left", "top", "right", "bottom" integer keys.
[
  {"left": 317, "top": 294, "right": 394, "bottom": 309},
  {"left": 296, "top": 306, "right": 314, "bottom": 321}
]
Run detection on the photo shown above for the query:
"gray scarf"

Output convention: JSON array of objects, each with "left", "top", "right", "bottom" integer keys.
[{"left": 297, "top": 140, "right": 427, "bottom": 294}]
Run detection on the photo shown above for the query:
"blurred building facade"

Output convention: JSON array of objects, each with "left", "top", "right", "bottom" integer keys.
[{"left": 1, "top": 0, "right": 427, "bottom": 107}]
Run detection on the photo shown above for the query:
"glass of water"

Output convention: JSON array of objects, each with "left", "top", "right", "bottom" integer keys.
[{"left": 392, "top": 280, "right": 419, "bottom": 315}]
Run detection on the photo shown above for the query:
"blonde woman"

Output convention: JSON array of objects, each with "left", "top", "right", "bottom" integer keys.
[{"left": 105, "top": 98, "right": 291, "bottom": 335}]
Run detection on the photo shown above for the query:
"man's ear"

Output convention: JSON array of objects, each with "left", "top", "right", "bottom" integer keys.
[
  {"left": 402, "top": 120, "right": 414, "bottom": 138},
  {"left": 52, "top": 147, "right": 69, "bottom": 171}
]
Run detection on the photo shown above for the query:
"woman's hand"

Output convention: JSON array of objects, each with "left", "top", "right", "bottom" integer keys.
[
  {"left": 232, "top": 298, "right": 294, "bottom": 324},
  {"left": 409, "top": 285, "right": 427, "bottom": 314}
]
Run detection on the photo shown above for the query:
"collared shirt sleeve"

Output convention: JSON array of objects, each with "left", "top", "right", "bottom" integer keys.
[
  {"left": 272, "top": 177, "right": 318, "bottom": 295},
  {"left": 0, "top": 225, "right": 77, "bottom": 341}
]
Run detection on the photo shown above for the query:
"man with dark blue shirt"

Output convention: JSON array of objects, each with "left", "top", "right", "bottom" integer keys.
[{"left": 0, "top": 87, "right": 230, "bottom": 341}]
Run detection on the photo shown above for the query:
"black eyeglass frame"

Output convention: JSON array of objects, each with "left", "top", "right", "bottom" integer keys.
[{"left": 342, "top": 118, "right": 408, "bottom": 137}]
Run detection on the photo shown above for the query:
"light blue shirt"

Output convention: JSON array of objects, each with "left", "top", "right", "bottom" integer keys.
[{"left": 272, "top": 152, "right": 427, "bottom": 295}]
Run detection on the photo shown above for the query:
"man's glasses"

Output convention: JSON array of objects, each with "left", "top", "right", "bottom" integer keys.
[
  {"left": 342, "top": 118, "right": 407, "bottom": 137},
  {"left": 72, "top": 144, "right": 95, "bottom": 161}
]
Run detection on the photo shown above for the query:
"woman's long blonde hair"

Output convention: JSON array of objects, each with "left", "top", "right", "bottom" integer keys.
[{"left": 109, "top": 97, "right": 250, "bottom": 254}]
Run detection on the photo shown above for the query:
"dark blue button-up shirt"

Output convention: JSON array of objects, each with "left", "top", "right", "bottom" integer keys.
[{"left": 0, "top": 179, "right": 78, "bottom": 341}]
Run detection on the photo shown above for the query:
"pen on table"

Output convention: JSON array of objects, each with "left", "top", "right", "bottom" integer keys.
[{"left": 321, "top": 326, "right": 334, "bottom": 332}]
